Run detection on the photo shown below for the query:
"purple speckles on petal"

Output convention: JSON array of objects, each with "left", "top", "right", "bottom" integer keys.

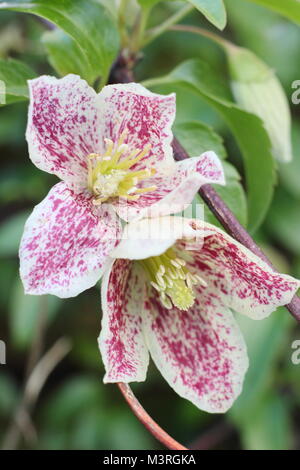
[
  {"left": 179, "top": 221, "right": 300, "bottom": 320},
  {"left": 99, "top": 259, "right": 149, "bottom": 382},
  {"left": 26, "top": 75, "right": 101, "bottom": 189},
  {"left": 19, "top": 182, "right": 121, "bottom": 298},
  {"left": 99, "top": 83, "right": 176, "bottom": 172},
  {"left": 143, "top": 285, "right": 248, "bottom": 413},
  {"left": 115, "top": 151, "right": 225, "bottom": 222}
]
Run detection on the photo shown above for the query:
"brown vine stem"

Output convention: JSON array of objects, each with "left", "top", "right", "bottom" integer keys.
[
  {"left": 172, "top": 138, "right": 300, "bottom": 323},
  {"left": 111, "top": 47, "right": 300, "bottom": 450},
  {"left": 111, "top": 54, "right": 300, "bottom": 323}
]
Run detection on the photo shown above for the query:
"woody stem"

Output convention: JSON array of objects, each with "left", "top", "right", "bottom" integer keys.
[{"left": 110, "top": 54, "right": 300, "bottom": 324}]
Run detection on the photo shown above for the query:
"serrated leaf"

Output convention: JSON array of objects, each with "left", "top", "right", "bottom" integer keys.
[
  {"left": 187, "top": 0, "right": 227, "bottom": 30},
  {"left": 246, "top": 0, "right": 300, "bottom": 26},
  {"left": 0, "top": 0, "right": 120, "bottom": 85},
  {"left": 0, "top": 58, "right": 35, "bottom": 105},
  {"left": 144, "top": 59, "right": 276, "bottom": 231}
]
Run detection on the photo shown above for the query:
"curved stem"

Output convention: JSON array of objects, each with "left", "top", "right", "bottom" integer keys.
[
  {"left": 172, "top": 138, "right": 300, "bottom": 323},
  {"left": 111, "top": 48, "right": 300, "bottom": 451},
  {"left": 117, "top": 383, "right": 187, "bottom": 450},
  {"left": 169, "top": 24, "right": 234, "bottom": 50},
  {"left": 118, "top": 0, "right": 130, "bottom": 47},
  {"left": 142, "top": 4, "right": 193, "bottom": 47}
]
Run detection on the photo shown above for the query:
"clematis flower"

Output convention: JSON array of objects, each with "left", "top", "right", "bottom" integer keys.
[
  {"left": 99, "top": 216, "right": 300, "bottom": 412},
  {"left": 19, "top": 74, "right": 225, "bottom": 298}
]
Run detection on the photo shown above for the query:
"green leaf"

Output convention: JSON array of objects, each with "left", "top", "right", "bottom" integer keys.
[
  {"left": 144, "top": 59, "right": 276, "bottom": 231},
  {"left": 0, "top": 210, "right": 30, "bottom": 257},
  {"left": 279, "top": 122, "right": 300, "bottom": 199},
  {"left": 44, "top": 376, "right": 104, "bottom": 426},
  {"left": 0, "top": 0, "right": 120, "bottom": 85},
  {"left": 208, "top": 165, "right": 248, "bottom": 228},
  {"left": 42, "top": 29, "right": 94, "bottom": 85},
  {"left": 0, "top": 373, "right": 18, "bottom": 416},
  {"left": 266, "top": 188, "right": 300, "bottom": 255},
  {"left": 174, "top": 120, "right": 227, "bottom": 159},
  {"left": 186, "top": 0, "right": 227, "bottom": 30},
  {"left": 10, "top": 279, "right": 61, "bottom": 349},
  {"left": 0, "top": 58, "right": 35, "bottom": 105},
  {"left": 241, "top": 394, "right": 292, "bottom": 450},
  {"left": 230, "top": 307, "right": 292, "bottom": 424},
  {"left": 174, "top": 120, "right": 247, "bottom": 226},
  {"left": 137, "top": 0, "right": 162, "bottom": 7},
  {"left": 226, "top": 0, "right": 300, "bottom": 90},
  {"left": 226, "top": 45, "right": 292, "bottom": 163},
  {"left": 246, "top": 0, "right": 300, "bottom": 26}
]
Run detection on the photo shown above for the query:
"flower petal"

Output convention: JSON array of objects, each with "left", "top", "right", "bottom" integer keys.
[
  {"left": 114, "top": 151, "right": 225, "bottom": 222},
  {"left": 99, "top": 83, "right": 176, "bottom": 170},
  {"left": 142, "top": 285, "right": 248, "bottom": 413},
  {"left": 19, "top": 182, "right": 121, "bottom": 298},
  {"left": 111, "top": 216, "right": 205, "bottom": 260},
  {"left": 26, "top": 74, "right": 101, "bottom": 188},
  {"left": 183, "top": 221, "right": 300, "bottom": 320},
  {"left": 99, "top": 259, "right": 149, "bottom": 382}
]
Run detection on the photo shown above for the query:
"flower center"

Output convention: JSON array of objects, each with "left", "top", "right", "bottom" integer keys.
[
  {"left": 140, "top": 248, "right": 207, "bottom": 311},
  {"left": 87, "top": 131, "right": 156, "bottom": 204}
]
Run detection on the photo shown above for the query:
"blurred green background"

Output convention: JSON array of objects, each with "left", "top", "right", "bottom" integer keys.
[{"left": 0, "top": 0, "right": 300, "bottom": 450}]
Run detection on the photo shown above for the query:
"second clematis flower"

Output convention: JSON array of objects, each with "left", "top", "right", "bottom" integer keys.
[
  {"left": 99, "top": 216, "right": 300, "bottom": 413},
  {"left": 19, "top": 75, "right": 225, "bottom": 298}
]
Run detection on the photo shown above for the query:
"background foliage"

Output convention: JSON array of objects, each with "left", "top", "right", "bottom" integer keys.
[{"left": 0, "top": 0, "right": 300, "bottom": 450}]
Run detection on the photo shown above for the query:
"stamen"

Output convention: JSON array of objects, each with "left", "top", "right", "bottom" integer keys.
[
  {"left": 140, "top": 248, "right": 205, "bottom": 311},
  {"left": 104, "top": 138, "right": 114, "bottom": 155},
  {"left": 175, "top": 258, "right": 186, "bottom": 266},
  {"left": 160, "top": 292, "right": 172, "bottom": 310},
  {"left": 86, "top": 134, "right": 155, "bottom": 203},
  {"left": 151, "top": 281, "right": 163, "bottom": 292},
  {"left": 171, "top": 259, "right": 181, "bottom": 269},
  {"left": 118, "top": 143, "right": 129, "bottom": 153}
]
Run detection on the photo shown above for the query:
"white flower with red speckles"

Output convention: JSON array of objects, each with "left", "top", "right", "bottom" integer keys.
[
  {"left": 98, "top": 216, "right": 300, "bottom": 412},
  {"left": 19, "top": 75, "right": 225, "bottom": 298}
]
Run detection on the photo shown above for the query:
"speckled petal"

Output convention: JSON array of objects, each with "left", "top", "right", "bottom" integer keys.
[
  {"left": 99, "top": 259, "right": 149, "bottom": 382},
  {"left": 99, "top": 83, "right": 176, "bottom": 171},
  {"left": 181, "top": 221, "right": 300, "bottom": 320},
  {"left": 19, "top": 182, "right": 121, "bottom": 298},
  {"left": 143, "top": 285, "right": 248, "bottom": 413},
  {"left": 26, "top": 75, "right": 101, "bottom": 189},
  {"left": 114, "top": 151, "right": 225, "bottom": 222}
]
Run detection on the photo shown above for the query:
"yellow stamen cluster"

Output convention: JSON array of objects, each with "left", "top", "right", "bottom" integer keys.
[
  {"left": 140, "top": 248, "right": 207, "bottom": 311},
  {"left": 87, "top": 131, "right": 156, "bottom": 204}
]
